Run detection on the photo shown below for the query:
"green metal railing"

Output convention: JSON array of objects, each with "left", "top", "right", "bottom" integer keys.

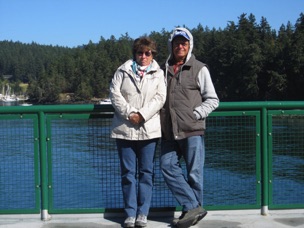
[{"left": 0, "top": 102, "right": 303, "bottom": 217}]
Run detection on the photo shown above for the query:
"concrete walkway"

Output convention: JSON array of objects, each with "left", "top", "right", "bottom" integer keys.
[{"left": 0, "top": 209, "right": 303, "bottom": 228}]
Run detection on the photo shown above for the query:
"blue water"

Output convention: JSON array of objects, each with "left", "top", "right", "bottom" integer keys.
[{"left": 0, "top": 117, "right": 303, "bottom": 211}]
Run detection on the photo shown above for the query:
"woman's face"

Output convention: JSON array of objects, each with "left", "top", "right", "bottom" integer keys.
[{"left": 135, "top": 48, "right": 153, "bottom": 66}]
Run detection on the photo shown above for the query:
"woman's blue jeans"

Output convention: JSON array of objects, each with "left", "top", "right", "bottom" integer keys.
[
  {"left": 116, "top": 138, "right": 158, "bottom": 217},
  {"left": 160, "top": 135, "right": 205, "bottom": 211}
]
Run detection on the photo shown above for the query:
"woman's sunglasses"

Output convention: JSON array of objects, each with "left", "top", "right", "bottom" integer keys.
[{"left": 136, "top": 51, "right": 152, "bottom": 57}]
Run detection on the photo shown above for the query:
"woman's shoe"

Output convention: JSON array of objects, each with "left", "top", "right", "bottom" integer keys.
[
  {"left": 135, "top": 214, "right": 147, "bottom": 227},
  {"left": 124, "top": 217, "right": 135, "bottom": 228}
]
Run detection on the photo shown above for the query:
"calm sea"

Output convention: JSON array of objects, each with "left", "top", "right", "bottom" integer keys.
[{"left": 0, "top": 105, "right": 303, "bottom": 210}]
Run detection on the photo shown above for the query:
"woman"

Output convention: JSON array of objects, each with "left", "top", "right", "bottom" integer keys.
[{"left": 109, "top": 37, "right": 166, "bottom": 228}]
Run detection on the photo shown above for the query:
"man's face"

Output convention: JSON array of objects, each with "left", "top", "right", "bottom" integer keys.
[{"left": 172, "top": 36, "right": 190, "bottom": 61}]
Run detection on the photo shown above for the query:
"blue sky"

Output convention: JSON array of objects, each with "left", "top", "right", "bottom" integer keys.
[{"left": 0, "top": 0, "right": 302, "bottom": 48}]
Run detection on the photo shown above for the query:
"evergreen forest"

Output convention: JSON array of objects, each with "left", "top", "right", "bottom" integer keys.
[{"left": 0, "top": 13, "right": 303, "bottom": 104}]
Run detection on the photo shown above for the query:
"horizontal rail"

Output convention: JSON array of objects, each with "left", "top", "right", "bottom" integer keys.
[{"left": 1, "top": 101, "right": 304, "bottom": 114}]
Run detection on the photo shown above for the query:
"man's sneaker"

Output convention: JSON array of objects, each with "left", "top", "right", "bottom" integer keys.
[
  {"left": 124, "top": 217, "right": 135, "bottom": 228},
  {"left": 135, "top": 214, "right": 147, "bottom": 227},
  {"left": 171, "top": 211, "right": 186, "bottom": 226},
  {"left": 192, "top": 208, "right": 207, "bottom": 225},
  {"left": 176, "top": 206, "right": 207, "bottom": 228}
]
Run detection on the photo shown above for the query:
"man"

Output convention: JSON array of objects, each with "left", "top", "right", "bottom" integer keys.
[{"left": 160, "top": 27, "right": 219, "bottom": 228}]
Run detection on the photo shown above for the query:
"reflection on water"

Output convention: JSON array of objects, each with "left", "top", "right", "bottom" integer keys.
[
  {"left": 0, "top": 118, "right": 36, "bottom": 210},
  {"left": 0, "top": 100, "right": 32, "bottom": 106},
  {"left": 271, "top": 115, "right": 304, "bottom": 205}
]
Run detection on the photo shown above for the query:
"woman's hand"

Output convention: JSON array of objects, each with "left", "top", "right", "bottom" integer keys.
[{"left": 129, "top": 112, "right": 144, "bottom": 125}]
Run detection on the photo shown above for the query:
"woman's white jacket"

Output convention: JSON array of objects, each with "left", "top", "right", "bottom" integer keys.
[{"left": 110, "top": 59, "right": 166, "bottom": 140}]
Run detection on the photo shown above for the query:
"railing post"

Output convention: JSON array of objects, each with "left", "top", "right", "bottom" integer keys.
[
  {"left": 38, "top": 111, "right": 51, "bottom": 221},
  {"left": 261, "top": 107, "right": 269, "bottom": 215}
]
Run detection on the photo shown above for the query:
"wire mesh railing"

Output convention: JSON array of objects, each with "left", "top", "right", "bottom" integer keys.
[{"left": 0, "top": 102, "right": 303, "bottom": 216}]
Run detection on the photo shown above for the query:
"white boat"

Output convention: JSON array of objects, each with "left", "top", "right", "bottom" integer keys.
[
  {"left": 1, "top": 96, "right": 19, "bottom": 102},
  {"left": 1, "top": 84, "right": 27, "bottom": 102},
  {"left": 1, "top": 84, "right": 17, "bottom": 102},
  {"left": 99, "top": 98, "right": 111, "bottom": 105}
]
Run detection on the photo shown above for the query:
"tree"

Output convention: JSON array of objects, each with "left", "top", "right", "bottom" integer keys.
[
  {"left": 288, "top": 13, "right": 304, "bottom": 100},
  {"left": 257, "top": 16, "right": 284, "bottom": 100},
  {"left": 1, "top": 13, "right": 303, "bottom": 102},
  {"left": 149, "top": 29, "right": 170, "bottom": 64}
]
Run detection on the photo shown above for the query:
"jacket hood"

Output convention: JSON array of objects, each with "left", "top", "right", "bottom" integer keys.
[{"left": 166, "top": 27, "right": 193, "bottom": 65}]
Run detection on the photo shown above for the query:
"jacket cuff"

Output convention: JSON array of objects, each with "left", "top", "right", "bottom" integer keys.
[{"left": 193, "top": 110, "right": 201, "bottom": 120}]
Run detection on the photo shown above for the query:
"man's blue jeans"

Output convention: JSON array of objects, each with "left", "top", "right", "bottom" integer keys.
[
  {"left": 116, "top": 138, "right": 158, "bottom": 217},
  {"left": 160, "top": 135, "right": 205, "bottom": 211}
]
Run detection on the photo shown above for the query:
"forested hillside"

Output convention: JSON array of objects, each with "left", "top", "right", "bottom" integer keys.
[{"left": 0, "top": 13, "right": 303, "bottom": 104}]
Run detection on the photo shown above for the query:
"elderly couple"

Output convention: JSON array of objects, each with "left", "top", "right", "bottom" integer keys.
[{"left": 109, "top": 27, "right": 219, "bottom": 228}]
